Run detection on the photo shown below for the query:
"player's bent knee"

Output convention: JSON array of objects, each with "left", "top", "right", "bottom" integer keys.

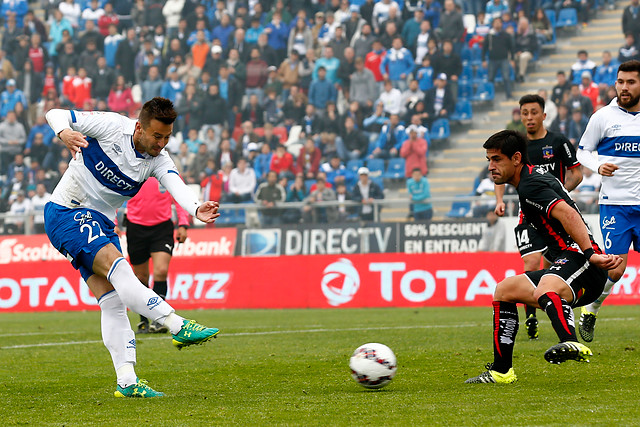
[{"left": 494, "top": 275, "right": 534, "bottom": 303}]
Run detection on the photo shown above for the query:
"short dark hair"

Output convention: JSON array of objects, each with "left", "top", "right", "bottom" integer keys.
[
  {"left": 618, "top": 59, "right": 640, "bottom": 75},
  {"left": 411, "top": 167, "right": 422, "bottom": 174},
  {"left": 519, "top": 94, "right": 545, "bottom": 110},
  {"left": 139, "top": 97, "right": 177, "bottom": 128},
  {"left": 483, "top": 130, "right": 530, "bottom": 165},
  {"left": 577, "top": 50, "right": 588, "bottom": 56}
]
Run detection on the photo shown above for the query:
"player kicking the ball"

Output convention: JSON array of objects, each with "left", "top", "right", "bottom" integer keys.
[
  {"left": 466, "top": 130, "right": 621, "bottom": 384},
  {"left": 44, "top": 98, "right": 220, "bottom": 397}
]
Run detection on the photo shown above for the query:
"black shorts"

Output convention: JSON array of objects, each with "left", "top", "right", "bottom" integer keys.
[
  {"left": 525, "top": 250, "right": 607, "bottom": 307},
  {"left": 126, "top": 220, "right": 175, "bottom": 265},
  {"left": 515, "top": 222, "right": 548, "bottom": 258}
]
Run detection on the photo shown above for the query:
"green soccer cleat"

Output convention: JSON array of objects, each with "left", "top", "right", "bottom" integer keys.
[
  {"left": 172, "top": 319, "right": 219, "bottom": 350},
  {"left": 525, "top": 314, "right": 539, "bottom": 340},
  {"left": 544, "top": 341, "right": 592, "bottom": 364},
  {"left": 579, "top": 307, "right": 597, "bottom": 343},
  {"left": 114, "top": 379, "right": 164, "bottom": 398},
  {"left": 465, "top": 363, "right": 518, "bottom": 384}
]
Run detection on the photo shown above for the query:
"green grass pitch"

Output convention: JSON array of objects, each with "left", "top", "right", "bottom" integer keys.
[{"left": 2, "top": 306, "right": 640, "bottom": 426}]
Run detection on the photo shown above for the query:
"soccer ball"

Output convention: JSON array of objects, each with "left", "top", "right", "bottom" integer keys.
[{"left": 349, "top": 343, "right": 397, "bottom": 389}]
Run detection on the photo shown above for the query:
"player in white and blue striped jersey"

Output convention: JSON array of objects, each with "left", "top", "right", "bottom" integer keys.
[
  {"left": 576, "top": 60, "right": 640, "bottom": 342},
  {"left": 44, "top": 98, "right": 220, "bottom": 398}
]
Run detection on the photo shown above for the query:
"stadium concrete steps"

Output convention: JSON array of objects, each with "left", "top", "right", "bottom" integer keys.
[{"left": 421, "top": 4, "right": 625, "bottom": 220}]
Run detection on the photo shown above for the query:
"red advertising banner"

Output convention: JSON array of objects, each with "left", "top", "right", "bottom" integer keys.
[{"left": 2, "top": 245, "right": 640, "bottom": 312}]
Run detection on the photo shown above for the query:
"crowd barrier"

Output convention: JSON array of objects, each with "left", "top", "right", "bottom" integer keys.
[{"left": 1, "top": 217, "right": 638, "bottom": 312}]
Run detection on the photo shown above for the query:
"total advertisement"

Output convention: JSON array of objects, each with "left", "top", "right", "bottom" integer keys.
[{"left": 3, "top": 247, "right": 640, "bottom": 312}]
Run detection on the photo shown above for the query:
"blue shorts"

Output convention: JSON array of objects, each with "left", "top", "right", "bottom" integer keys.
[
  {"left": 599, "top": 205, "right": 640, "bottom": 255},
  {"left": 44, "top": 202, "right": 121, "bottom": 281}
]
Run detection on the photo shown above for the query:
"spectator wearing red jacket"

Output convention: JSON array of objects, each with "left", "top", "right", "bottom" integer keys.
[
  {"left": 61, "top": 66, "right": 76, "bottom": 107},
  {"left": 400, "top": 125, "right": 428, "bottom": 178},
  {"left": 108, "top": 75, "right": 134, "bottom": 115},
  {"left": 365, "top": 39, "right": 386, "bottom": 84},
  {"left": 579, "top": 71, "right": 600, "bottom": 111},
  {"left": 97, "top": 3, "right": 119, "bottom": 36},
  {"left": 270, "top": 144, "right": 295, "bottom": 179},
  {"left": 296, "top": 139, "right": 322, "bottom": 179},
  {"left": 71, "top": 67, "right": 92, "bottom": 109}
]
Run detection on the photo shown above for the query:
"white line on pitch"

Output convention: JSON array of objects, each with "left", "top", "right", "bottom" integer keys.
[
  {"left": 0, "top": 331, "right": 77, "bottom": 338},
  {"left": 1, "top": 317, "right": 635, "bottom": 350}
]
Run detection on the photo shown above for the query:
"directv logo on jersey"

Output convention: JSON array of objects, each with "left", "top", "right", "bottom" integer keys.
[
  {"left": 95, "top": 161, "right": 135, "bottom": 191},
  {"left": 242, "top": 229, "right": 281, "bottom": 256}
]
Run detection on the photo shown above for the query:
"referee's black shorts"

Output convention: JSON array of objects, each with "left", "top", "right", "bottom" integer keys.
[
  {"left": 126, "top": 220, "right": 175, "bottom": 266},
  {"left": 525, "top": 250, "right": 607, "bottom": 307}
]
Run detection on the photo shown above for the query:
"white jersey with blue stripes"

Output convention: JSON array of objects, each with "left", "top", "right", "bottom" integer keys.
[
  {"left": 49, "top": 110, "right": 179, "bottom": 220},
  {"left": 578, "top": 98, "right": 640, "bottom": 205}
]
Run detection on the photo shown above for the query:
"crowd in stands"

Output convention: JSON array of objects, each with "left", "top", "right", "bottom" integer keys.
[{"left": 0, "top": 0, "right": 628, "bottom": 231}]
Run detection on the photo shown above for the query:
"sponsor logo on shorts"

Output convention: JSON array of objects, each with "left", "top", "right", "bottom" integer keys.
[
  {"left": 73, "top": 211, "right": 93, "bottom": 225},
  {"left": 147, "top": 297, "right": 161, "bottom": 310},
  {"left": 602, "top": 216, "right": 616, "bottom": 229}
]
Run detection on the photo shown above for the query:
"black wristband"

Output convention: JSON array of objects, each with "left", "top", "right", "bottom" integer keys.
[
  {"left": 195, "top": 206, "right": 199, "bottom": 218},
  {"left": 178, "top": 225, "right": 189, "bottom": 229},
  {"left": 583, "top": 248, "right": 595, "bottom": 260}
]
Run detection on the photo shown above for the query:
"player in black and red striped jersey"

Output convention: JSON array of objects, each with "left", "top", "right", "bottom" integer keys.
[
  {"left": 466, "top": 130, "right": 621, "bottom": 385},
  {"left": 494, "top": 94, "right": 583, "bottom": 340}
]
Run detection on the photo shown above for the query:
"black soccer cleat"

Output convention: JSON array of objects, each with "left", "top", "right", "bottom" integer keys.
[
  {"left": 544, "top": 342, "right": 592, "bottom": 364},
  {"left": 525, "top": 315, "right": 539, "bottom": 340},
  {"left": 579, "top": 307, "right": 597, "bottom": 343}
]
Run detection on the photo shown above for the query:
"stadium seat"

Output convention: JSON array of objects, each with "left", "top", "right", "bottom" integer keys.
[
  {"left": 366, "top": 158, "right": 385, "bottom": 177},
  {"left": 346, "top": 159, "right": 364, "bottom": 175},
  {"left": 446, "top": 196, "right": 471, "bottom": 218},
  {"left": 458, "top": 81, "right": 473, "bottom": 101},
  {"left": 556, "top": 8, "right": 578, "bottom": 29},
  {"left": 471, "top": 81, "right": 495, "bottom": 103},
  {"left": 216, "top": 207, "right": 246, "bottom": 225},
  {"left": 450, "top": 100, "right": 473, "bottom": 123},
  {"left": 383, "top": 158, "right": 406, "bottom": 180},
  {"left": 371, "top": 176, "right": 384, "bottom": 190},
  {"left": 305, "top": 179, "right": 317, "bottom": 193},
  {"left": 470, "top": 44, "right": 484, "bottom": 68},
  {"left": 429, "top": 119, "right": 451, "bottom": 141},
  {"left": 544, "top": 9, "right": 556, "bottom": 27},
  {"left": 472, "top": 66, "right": 488, "bottom": 85},
  {"left": 543, "top": 10, "right": 557, "bottom": 47},
  {"left": 460, "top": 46, "right": 472, "bottom": 67},
  {"left": 494, "top": 64, "right": 515, "bottom": 84},
  {"left": 460, "top": 64, "right": 474, "bottom": 83}
]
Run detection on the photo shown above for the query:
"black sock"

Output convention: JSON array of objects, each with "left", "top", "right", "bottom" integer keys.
[
  {"left": 538, "top": 292, "right": 577, "bottom": 342},
  {"left": 492, "top": 301, "right": 519, "bottom": 374},
  {"left": 525, "top": 304, "right": 536, "bottom": 318},
  {"left": 153, "top": 280, "right": 168, "bottom": 300}
]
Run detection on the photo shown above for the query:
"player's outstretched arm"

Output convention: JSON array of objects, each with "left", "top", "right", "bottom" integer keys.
[
  {"left": 45, "top": 109, "right": 89, "bottom": 159},
  {"left": 160, "top": 172, "right": 221, "bottom": 223}
]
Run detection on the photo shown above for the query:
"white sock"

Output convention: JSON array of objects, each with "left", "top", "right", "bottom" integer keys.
[
  {"left": 98, "top": 291, "right": 137, "bottom": 388},
  {"left": 586, "top": 277, "right": 616, "bottom": 315},
  {"left": 107, "top": 257, "right": 182, "bottom": 328}
]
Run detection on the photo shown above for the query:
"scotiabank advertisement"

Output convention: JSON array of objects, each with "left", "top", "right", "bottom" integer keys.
[{"left": 2, "top": 229, "right": 640, "bottom": 312}]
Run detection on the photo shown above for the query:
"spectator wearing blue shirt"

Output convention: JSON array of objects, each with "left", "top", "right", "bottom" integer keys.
[
  {"left": 313, "top": 46, "right": 341, "bottom": 84},
  {"left": 25, "top": 115, "right": 55, "bottom": 152},
  {"left": 160, "top": 67, "right": 186, "bottom": 103},
  {"left": 407, "top": 168, "right": 433, "bottom": 220},
  {"left": 594, "top": 50, "right": 618, "bottom": 87},
  {"left": 380, "top": 36, "right": 414, "bottom": 91},
  {"left": 211, "top": 14, "right": 235, "bottom": 50},
  {"left": 2, "top": 0, "right": 28, "bottom": 29},
  {"left": 48, "top": 10, "right": 74, "bottom": 57},
  {"left": 309, "top": 67, "right": 337, "bottom": 110},
  {"left": 0, "top": 79, "right": 27, "bottom": 119},
  {"left": 485, "top": 0, "right": 510, "bottom": 24},
  {"left": 254, "top": 143, "right": 273, "bottom": 183},
  {"left": 401, "top": 9, "right": 425, "bottom": 52},
  {"left": 370, "top": 114, "right": 407, "bottom": 159},
  {"left": 265, "top": 11, "right": 289, "bottom": 63},
  {"left": 424, "top": 0, "right": 443, "bottom": 28},
  {"left": 416, "top": 56, "right": 435, "bottom": 91},
  {"left": 246, "top": 17, "right": 264, "bottom": 45},
  {"left": 103, "top": 24, "right": 123, "bottom": 68},
  {"left": 187, "top": 20, "right": 212, "bottom": 47}
]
